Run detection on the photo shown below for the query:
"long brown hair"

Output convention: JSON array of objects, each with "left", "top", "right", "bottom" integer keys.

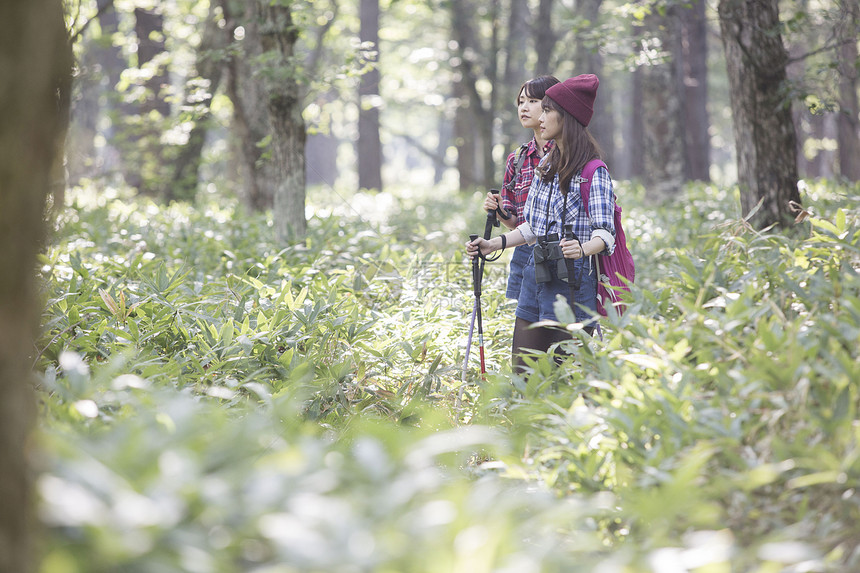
[{"left": 537, "top": 96, "right": 603, "bottom": 192}]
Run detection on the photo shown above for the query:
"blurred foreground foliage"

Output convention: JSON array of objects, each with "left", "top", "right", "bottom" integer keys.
[{"left": 36, "top": 179, "right": 860, "bottom": 572}]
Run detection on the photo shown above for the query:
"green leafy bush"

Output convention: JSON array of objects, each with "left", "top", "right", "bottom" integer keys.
[{"left": 37, "top": 180, "right": 860, "bottom": 571}]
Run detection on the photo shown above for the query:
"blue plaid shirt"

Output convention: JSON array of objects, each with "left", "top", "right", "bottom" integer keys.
[{"left": 523, "top": 165, "right": 616, "bottom": 254}]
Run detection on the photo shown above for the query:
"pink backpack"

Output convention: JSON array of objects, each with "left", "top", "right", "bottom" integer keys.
[{"left": 580, "top": 159, "right": 634, "bottom": 317}]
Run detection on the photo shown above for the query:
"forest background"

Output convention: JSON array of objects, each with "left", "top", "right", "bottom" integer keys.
[{"left": 1, "top": 0, "right": 860, "bottom": 572}]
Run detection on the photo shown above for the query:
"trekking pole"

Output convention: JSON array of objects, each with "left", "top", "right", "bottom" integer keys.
[
  {"left": 462, "top": 194, "right": 500, "bottom": 383},
  {"left": 461, "top": 233, "right": 481, "bottom": 386}
]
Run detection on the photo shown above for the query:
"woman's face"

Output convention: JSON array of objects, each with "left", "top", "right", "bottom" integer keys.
[
  {"left": 539, "top": 106, "right": 562, "bottom": 141},
  {"left": 517, "top": 88, "right": 543, "bottom": 130}
]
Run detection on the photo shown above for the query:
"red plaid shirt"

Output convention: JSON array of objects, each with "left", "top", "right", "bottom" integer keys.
[{"left": 500, "top": 138, "right": 553, "bottom": 226}]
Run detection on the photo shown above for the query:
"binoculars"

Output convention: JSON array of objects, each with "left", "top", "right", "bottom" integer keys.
[{"left": 533, "top": 225, "right": 578, "bottom": 284}]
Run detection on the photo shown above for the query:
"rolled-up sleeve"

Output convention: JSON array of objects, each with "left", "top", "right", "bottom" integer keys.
[
  {"left": 588, "top": 166, "right": 616, "bottom": 255},
  {"left": 517, "top": 221, "right": 537, "bottom": 246}
]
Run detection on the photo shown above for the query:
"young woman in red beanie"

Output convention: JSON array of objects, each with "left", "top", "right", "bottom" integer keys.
[{"left": 467, "top": 74, "right": 616, "bottom": 370}]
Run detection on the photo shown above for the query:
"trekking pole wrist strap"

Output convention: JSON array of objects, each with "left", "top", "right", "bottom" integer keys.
[{"left": 480, "top": 234, "right": 505, "bottom": 262}]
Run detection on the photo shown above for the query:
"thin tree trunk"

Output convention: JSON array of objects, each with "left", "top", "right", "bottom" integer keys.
[
  {"left": 837, "top": 0, "right": 860, "bottom": 181},
  {"left": 680, "top": 0, "right": 710, "bottom": 181},
  {"left": 499, "top": 0, "right": 530, "bottom": 150},
  {"left": 258, "top": 1, "right": 307, "bottom": 242},
  {"left": 94, "top": 0, "right": 124, "bottom": 178},
  {"left": 134, "top": 8, "right": 170, "bottom": 116},
  {"left": 453, "top": 78, "right": 480, "bottom": 189},
  {"left": 573, "top": 0, "right": 614, "bottom": 169},
  {"left": 435, "top": 117, "right": 451, "bottom": 185},
  {"left": 0, "top": 1, "right": 72, "bottom": 572},
  {"left": 168, "top": 4, "right": 226, "bottom": 202},
  {"left": 303, "top": 5, "right": 340, "bottom": 188},
  {"left": 358, "top": 0, "right": 383, "bottom": 191},
  {"left": 718, "top": 0, "right": 800, "bottom": 228},
  {"left": 450, "top": 0, "right": 493, "bottom": 189},
  {"left": 641, "top": 9, "right": 685, "bottom": 200},
  {"left": 629, "top": 64, "right": 645, "bottom": 179},
  {"left": 534, "top": 0, "right": 556, "bottom": 75},
  {"left": 787, "top": 0, "right": 819, "bottom": 179},
  {"left": 121, "top": 7, "right": 170, "bottom": 194}
]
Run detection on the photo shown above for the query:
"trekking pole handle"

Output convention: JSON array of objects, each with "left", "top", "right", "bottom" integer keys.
[
  {"left": 490, "top": 189, "right": 512, "bottom": 221},
  {"left": 469, "top": 234, "right": 481, "bottom": 296}
]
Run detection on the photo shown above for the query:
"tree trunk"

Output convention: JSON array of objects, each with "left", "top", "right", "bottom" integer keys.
[
  {"left": 718, "top": 0, "right": 800, "bottom": 228},
  {"left": 222, "top": 0, "right": 276, "bottom": 211},
  {"left": 534, "top": 0, "right": 556, "bottom": 75},
  {"left": 94, "top": 0, "right": 125, "bottom": 178},
  {"left": 358, "top": 0, "right": 383, "bottom": 191},
  {"left": 573, "top": 0, "right": 614, "bottom": 169},
  {"left": 168, "top": 3, "right": 226, "bottom": 202},
  {"left": 500, "top": 0, "right": 531, "bottom": 149},
  {"left": 258, "top": 0, "right": 307, "bottom": 243},
  {"left": 787, "top": 0, "right": 826, "bottom": 180},
  {"left": 134, "top": 8, "right": 170, "bottom": 116},
  {"left": 680, "top": 0, "right": 710, "bottom": 181},
  {"left": 0, "top": 1, "right": 72, "bottom": 571},
  {"left": 837, "top": 0, "right": 860, "bottom": 181},
  {"left": 122, "top": 8, "right": 170, "bottom": 195},
  {"left": 640, "top": 9, "right": 685, "bottom": 200},
  {"left": 453, "top": 78, "right": 480, "bottom": 189},
  {"left": 450, "top": 0, "right": 494, "bottom": 189},
  {"left": 627, "top": 58, "right": 645, "bottom": 180}
]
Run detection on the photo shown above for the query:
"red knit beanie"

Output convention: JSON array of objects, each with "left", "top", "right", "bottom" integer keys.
[{"left": 545, "top": 74, "right": 599, "bottom": 126}]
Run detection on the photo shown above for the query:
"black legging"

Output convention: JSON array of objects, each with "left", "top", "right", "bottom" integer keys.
[{"left": 512, "top": 316, "right": 593, "bottom": 373}]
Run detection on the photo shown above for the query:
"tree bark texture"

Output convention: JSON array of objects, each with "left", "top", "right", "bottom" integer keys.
[
  {"left": 0, "top": 1, "right": 72, "bottom": 571},
  {"left": 837, "top": 0, "right": 860, "bottom": 181},
  {"left": 718, "top": 0, "right": 801, "bottom": 228},
  {"left": 222, "top": 0, "right": 277, "bottom": 211},
  {"left": 680, "top": 0, "right": 710, "bottom": 181},
  {"left": 257, "top": 0, "right": 307, "bottom": 243},
  {"left": 640, "top": 10, "right": 685, "bottom": 200},
  {"left": 358, "top": 0, "right": 383, "bottom": 191}
]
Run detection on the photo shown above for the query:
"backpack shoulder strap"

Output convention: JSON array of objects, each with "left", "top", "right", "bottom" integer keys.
[
  {"left": 503, "top": 143, "right": 530, "bottom": 192},
  {"left": 578, "top": 158, "right": 607, "bottom": 210}
]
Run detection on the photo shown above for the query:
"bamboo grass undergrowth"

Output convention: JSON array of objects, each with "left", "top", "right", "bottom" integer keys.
[{"left": 35, "top": 178, "right": 860, "bottom": 572}]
